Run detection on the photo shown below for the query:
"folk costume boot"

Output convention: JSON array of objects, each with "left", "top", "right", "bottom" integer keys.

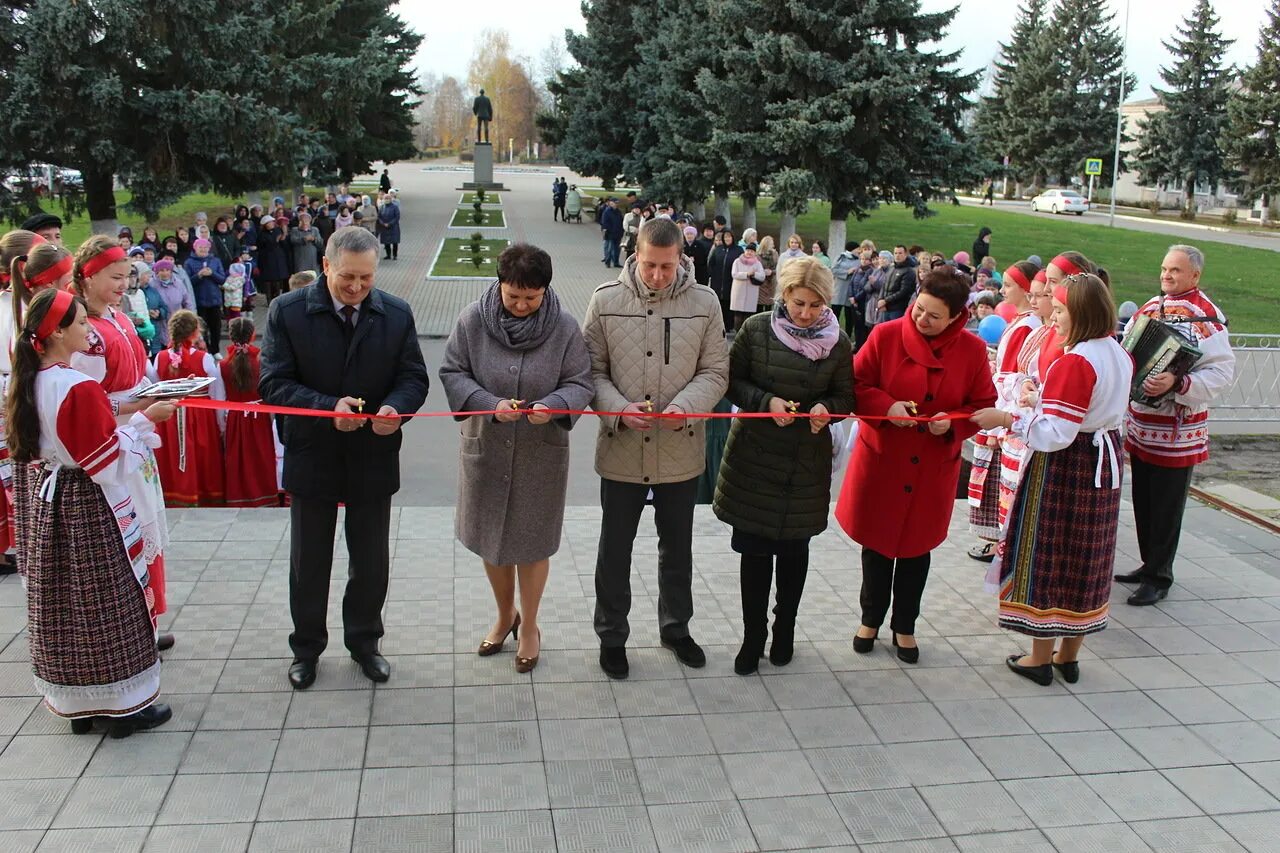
[
  {"left": 735, "top": 555, "right": 773, "bottom": 675},
  {"left": 769, "top": 555, "right": 810, "bottom": 667}
]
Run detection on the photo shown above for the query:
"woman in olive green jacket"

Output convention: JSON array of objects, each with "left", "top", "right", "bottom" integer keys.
[{"left": 713, "top": 256, "right": 855, "bottom": 674}]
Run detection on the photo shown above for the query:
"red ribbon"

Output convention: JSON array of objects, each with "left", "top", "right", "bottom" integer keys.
[
  {"left": 26, "top": 254, "right": 74, "bottom": 289},
  {"left": 1053, "top": 285, "right": 1069, "bottom": 305},
  {"left": 34, "top": 289, "right": 76, "bottom": 345},
  {"left": 1003, "top": 265, "right": 1031, "bottom": 292},
  {"left": 176, "top": 397, "right": 967, "bottom": 424},
  {"left": 1049, "top": 254, "right": 1082, "bottom": 276},
  {"left": 80, "top": 246, "right": 128, "bottom": 279}
]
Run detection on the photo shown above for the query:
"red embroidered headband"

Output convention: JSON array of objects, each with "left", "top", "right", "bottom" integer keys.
[
  {"left": 33, "top": 289, "right": 76, "bottom": 351},
  {"left": 1003, "top": 265, "right": 1031, "bottom": 292},
  {"left": 1049, "top": 254, "right": 1082, "bottom": 276},
  {"left": 1052, "top": 285, "right": 1069, "bottom": 304},
  {"left": 79, "top": 246, "right": 127, "bottom": 279},
  {"left": 26, "top": 254, "right": 74, "bottom": 289}
]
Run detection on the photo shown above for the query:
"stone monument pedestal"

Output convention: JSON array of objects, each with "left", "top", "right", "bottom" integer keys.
[{"left": 461, "top": 142, "right": 505, "bottom": 191}]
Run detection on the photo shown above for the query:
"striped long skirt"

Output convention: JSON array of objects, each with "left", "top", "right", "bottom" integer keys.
[
  {"left": 997, "top": 430, "right": 1122, "bottom": 638},
  {"left": 968, "top": 433, "right": 1002, "bottom": 540}
]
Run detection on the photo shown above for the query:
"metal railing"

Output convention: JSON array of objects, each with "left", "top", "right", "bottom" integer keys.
[{"left": 1217, "top": 334, "right": 1280, "bottom": 421}]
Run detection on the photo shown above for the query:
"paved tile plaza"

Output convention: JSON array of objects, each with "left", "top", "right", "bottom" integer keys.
[{"left": 2, "top": 497, "right": 1280, "bottom": 851}]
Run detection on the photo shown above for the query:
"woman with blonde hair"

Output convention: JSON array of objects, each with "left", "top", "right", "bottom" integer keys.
[
  {"left": 755, "top": 235, "right": 778, "bottom": 308},
  {"left": 714, "top": 256, "right": 854, "bottom": 673}
]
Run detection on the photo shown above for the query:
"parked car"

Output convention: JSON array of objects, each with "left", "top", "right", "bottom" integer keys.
[{"left": 1031, "top": 188, "right": 1089, "bottom": 215}]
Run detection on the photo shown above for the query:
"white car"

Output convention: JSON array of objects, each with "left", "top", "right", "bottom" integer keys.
[{"left": 1031, "top": 188, "right": 1089, "bottom": 215}]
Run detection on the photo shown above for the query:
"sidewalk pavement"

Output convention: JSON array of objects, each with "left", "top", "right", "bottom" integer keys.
[{"left": 2, "top": 495, "right": 1280, "bottom": 851}]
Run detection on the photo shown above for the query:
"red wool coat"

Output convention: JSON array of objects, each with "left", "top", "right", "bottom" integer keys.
[{"left": 836, "top": 316, "right": 997, "bottom": 558}]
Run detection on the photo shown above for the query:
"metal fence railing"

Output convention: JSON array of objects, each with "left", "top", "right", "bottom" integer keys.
[{"left": 1217, "top": 334, "right": 1280, "bottom": 421}]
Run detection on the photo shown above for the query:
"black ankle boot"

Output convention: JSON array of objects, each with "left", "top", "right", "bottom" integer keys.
[
  {"left": 770, "top": 552, "right": 809, "bottom": 667},
  {"left": 737, "top": 554, "right": 773, "bottom": 675}
]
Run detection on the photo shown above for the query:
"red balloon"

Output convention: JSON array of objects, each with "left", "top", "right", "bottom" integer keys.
[{"left": 995, "top": 301, "right": 1018, "bottom": 321}]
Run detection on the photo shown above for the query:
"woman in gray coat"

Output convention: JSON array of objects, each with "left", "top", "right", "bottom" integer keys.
[
  {"left": 288, "top": 212, "right": 323, "bottom": 273},
  {"left": 439, "top": 244, "right": 593, "bottom": 673}
]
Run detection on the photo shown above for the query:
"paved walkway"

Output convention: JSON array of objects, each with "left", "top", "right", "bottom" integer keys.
[{"left": 2, "top": 496, "right": 1280, "bottom": 851}]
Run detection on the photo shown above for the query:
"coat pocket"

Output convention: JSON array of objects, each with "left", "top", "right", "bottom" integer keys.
[{"left": 460, "top": 436, "right": 483, "bottom": 457}]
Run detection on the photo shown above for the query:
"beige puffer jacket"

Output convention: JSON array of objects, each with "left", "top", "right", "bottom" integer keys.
[{"left": 583, "top": 255, "right": 729, "bottom": 485}]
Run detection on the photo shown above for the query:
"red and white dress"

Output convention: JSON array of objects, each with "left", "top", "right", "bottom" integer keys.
[
  {"left": 71, "top": 308, "right": 169, "bottom": 613},
  {"left": 220, "top": 345, "right": 278, "bottom": 507},
  {"left": 1123, "top": 288, "right": 1235, "bottom": 469},
  {"left": 968, "top": 311, "right": 1040, "bottom": 539},
  {"left": 16, "top": 364, "right": 162, "bottom": 718},
  {"left": 997, "top": 337, "right": 1133, "bottom": 637},
  {"left": 153, "top": 345, "right": 226, "bottom": 507},
  {"left": 0, "top": 290, "right": 16, "bottom": 557}
]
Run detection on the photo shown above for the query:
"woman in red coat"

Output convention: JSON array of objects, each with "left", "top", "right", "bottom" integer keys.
[
  {"left": 835, "top": 266, "right": 997, "bottom": 663},
  {"left": 220, "top": 317, "right": 278, "bottom": 507}
]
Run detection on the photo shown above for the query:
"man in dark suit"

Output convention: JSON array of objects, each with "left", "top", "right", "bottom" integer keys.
[{"left": 260, "top": 227, "right": 429, "bottom": 690}]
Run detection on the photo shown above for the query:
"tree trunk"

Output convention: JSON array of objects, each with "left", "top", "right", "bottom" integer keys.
[
  {"left": 777, "top": 212, "right": 797, "bottom": 249},
  {"left": 741, "top": 197, "right": 757, "bottom": 231},
  {"left": 827, "top": 216, "right": 847, "bottom": 261},
  {"left": 714, "top": 189, "right": 731, "bottom": 228},
  {"left": 83, "top": 166, "right": 119, "bottom": 236},
  {"left": 1261, "top": 192, "right": 1271, "bottom": 224},
  {"left": 688, "top": 200, "right": 706, "bottom": 221}
]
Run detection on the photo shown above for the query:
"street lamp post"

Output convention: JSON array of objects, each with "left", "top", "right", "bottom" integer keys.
[{"left": 1108, "top": 0, "right": 1131, "bottom": 227}]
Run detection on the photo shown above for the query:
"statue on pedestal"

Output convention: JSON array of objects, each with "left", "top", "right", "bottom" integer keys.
[{"left": 472, "top": 89, "right": 493, "bottom": 144}]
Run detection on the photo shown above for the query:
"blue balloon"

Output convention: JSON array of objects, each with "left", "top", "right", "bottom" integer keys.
[{"left": 978, "top": 314, "right": 1007, "bottom": 345}]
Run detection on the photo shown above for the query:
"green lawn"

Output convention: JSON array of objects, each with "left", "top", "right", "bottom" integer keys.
[
  {"left": 460, "top": 192, "right": 503, "bottom": 205},
  {"left": 57, "top": 188, "right": 329, "bottom": 248},
  {"left": 430, "top": 237, "right": 510, "bottom": 277},
  {"left": 727, "top": 198, "right": 1278, "bottom": 333},
  {"left": 449, "top": 208, "right": 506, "bottom": 228}
]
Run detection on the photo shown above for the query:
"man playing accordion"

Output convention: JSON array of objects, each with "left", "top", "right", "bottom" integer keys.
[{"left": 1116, "top": 244, "right": 1235, "bottom": 606}]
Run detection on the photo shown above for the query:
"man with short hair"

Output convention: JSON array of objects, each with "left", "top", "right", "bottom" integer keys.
[
  {"left": 1116, "top": 244, "right": 1235, "bottom": 606},
  {"left": 622, "top": 203, "right": 643, "bottom": 259},
  {"left": 260, "top": 226, "right": 430, "bottom": 690},
  {"left": 599, "top": 197, "right": 624, "bottom": 269},
  {"left": 878, "top": 244, "right": 916, "bottom": 320},
  {"left": 20, "top": 213, "right": 62, "bottom": 244},
  {"left": 583, "top": 217, "right": 729, "bottom": 679}
]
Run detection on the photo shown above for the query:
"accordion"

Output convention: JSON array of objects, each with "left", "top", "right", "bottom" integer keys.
[{"left": 1121, "top": 314, "right": 1203, "bottom": 406}]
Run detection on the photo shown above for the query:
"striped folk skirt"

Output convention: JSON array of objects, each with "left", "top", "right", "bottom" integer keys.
[
  {"left": 997, "top": 430, "right": 1122, "bottom": 638},
  {"left": 968, "top": 433, "right": 1002, "bottom": 540},
  {"left": 14, "top": 463, "right": 160, "bottom": 719}
]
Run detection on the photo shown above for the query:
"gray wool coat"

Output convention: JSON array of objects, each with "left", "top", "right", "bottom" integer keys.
[{"left": 439, "top": 300, "right": 594, "bottom": 565}]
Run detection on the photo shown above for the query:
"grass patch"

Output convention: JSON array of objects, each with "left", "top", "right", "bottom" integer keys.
[
  {"left": 460, "top": 192, "right": 503, "bottom": 205},
  {"left": 449, "top": 208, "right": 506, "bottom": 228},
  {"left": 727, "top": 197, "right": 1278, "bottom": 333},
  {"left": 429, "top": 237, "right": 510, "bottom": 277},
  {"left": 57, "top": 187, "right": 330, "bottom": 248}
]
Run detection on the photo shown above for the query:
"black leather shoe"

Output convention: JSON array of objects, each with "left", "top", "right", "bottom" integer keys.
[
  {"left": 1127, "top": 583, "right": 1168, "bottom": 607},
  {"left": 662, "top": 635, "right": 707, "bottom": 668},
  {"left": 109, "top": 703, "right": 172, "bottom": 739},
  {"left": 1053, "top": 658, "right": 1080, "bottom": 684},
  {"left": 1006, "top": 654, "right": 1053, "bottom": 686},
  {"left": 735, "top": 632, "right": 766, "bottom": 675},
  {"left": 600, "top": 646, "right": 629, "bottom": 680},
  {"left": 769, "top": 623, "right": 795, "bottom": 667},
  {"left": 853, "top": 630, "right": 878, "bottom": 654},
  {"left": 892, "top": 633, "right": 919, "bottom": 665},
  {"left": 156, "top": 634, "right": 175, "bottom": 652},
  {"left": 70, "top": 716, "right": 98, "bottom": 735},
  {"left": 351, "top": 651, "right": 391, "bottom": 683},
  {"left": 288, "top": 658, "right": 317, "bottom": 690},
  {"left": 1113, "top": 568, "right": 1145, "bottom": 583}
]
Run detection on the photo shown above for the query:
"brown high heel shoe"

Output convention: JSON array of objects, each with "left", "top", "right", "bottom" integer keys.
[
  {"left": 478, "top": 613, "right": 520, "bottom": 657},
  {"left": 515, "top": 629, "right": 541, "bottom": 673}
]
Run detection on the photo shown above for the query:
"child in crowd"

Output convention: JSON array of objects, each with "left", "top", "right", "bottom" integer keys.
[
  {"left": 124, "top": 261, "right": 155, "bottom": 349},
  {"left": 223, "top": 262, "right": 246, "bottom": 321},
  {"left": 220, "top": 317, "right": 279, "bottom": 507}
]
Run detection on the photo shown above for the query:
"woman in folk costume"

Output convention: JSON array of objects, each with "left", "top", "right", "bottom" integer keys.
[
  {"left": 220, "top": 316, "right": 278, "bottom": 508},
  {"left": 966, "top": 261, "right": 1040, "bottom": 562},
  {"left": 68, "top": 236, "right": 174, "bottom": 649},
  {"left": 971, "top": 273, "right": 1133, "bottom": 686},
  {"left": 152, "top": 310, "right": 226, "bottom": 507},
  {"left": 0, "top": 230, "right": 60, "bottom": 573},
  {"left": 8, "top": 288, "right": 178, "bottom": 736}
]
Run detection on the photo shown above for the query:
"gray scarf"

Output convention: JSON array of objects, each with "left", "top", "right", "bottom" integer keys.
[{"left": 480, "top": 281, "right": 561, "bottom": 351}]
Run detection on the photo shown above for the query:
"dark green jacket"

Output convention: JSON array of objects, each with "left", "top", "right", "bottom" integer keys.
[{"left": 713, "top": 311, "right": 855, "bottom": 540}]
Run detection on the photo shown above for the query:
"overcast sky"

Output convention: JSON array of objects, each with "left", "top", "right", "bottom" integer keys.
[{"left": 399, "top": 0, "right": 1270, "bottom": 101}]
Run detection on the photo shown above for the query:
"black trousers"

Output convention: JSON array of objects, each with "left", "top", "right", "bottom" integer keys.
[
  {"left": 289, "top": 495, "right": 392, "bottom": 660},
  {"left": 740, "top": 543, "right": 810, "bottom": 637},
  {"left": 197, "top": 305, "right": 223, "bottom": 355},
  {"left": 859, "top": 548, "right": 931, "bottom": 635},
  {"left": 1130, "top": 456, "right": 1194, "bottom": 589},
  {"left": 594, "top": 477, "right": 698, "bottom": 648}
]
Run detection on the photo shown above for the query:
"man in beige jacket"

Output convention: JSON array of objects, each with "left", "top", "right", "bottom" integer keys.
[{"left": 584, "top": 217, "right": 730, "bottom": 679}]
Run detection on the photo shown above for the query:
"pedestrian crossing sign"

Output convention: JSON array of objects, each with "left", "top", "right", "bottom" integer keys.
[{"left": 1085, "top": 158, "right": 1103, "bottom": 176}]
